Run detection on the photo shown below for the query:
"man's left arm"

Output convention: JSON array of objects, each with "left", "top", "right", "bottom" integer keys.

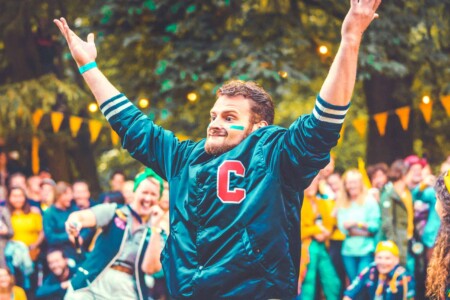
[
  {"left": 279, "top": 0, "right": 381, "bottom": 188},
  {"left": 320, "top": 0, "right": 381, "bottom": 106}
]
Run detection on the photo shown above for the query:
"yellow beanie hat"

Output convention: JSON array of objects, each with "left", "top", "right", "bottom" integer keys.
[{"left": 375, "top": 240, "right": 400, "bottom": 257}]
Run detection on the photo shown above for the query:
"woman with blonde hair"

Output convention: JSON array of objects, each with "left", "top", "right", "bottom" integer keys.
[
  {"left": 426, "top": 171, "right": 450, "bottom": 299},
  {"left": 337, "top": 169, "right": 381, "bottom": 282}
]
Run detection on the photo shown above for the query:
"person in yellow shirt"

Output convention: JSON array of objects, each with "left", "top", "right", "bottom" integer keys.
[
  {"left": 298, "top": 176, "right": 340, "bottom": 300},
  {"left": 0, "top": 267, "right": 27, "bottom": 300},
  {"left": 6, "top": 187, "right": 44, "bottom": 261}
]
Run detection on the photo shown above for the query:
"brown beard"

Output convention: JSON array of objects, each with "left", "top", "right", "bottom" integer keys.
[{"left": 204, "top": 126, "right": 253, "bottom": 155}]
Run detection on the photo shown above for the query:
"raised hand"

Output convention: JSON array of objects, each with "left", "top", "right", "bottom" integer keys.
[
  {"left": 341, "top": 0, "right": 382, "bottom": 43},
  {"left": 149, "top": 205, "right": 165, "bottom": 228},
  {"left": 53, "top": 17, "right": 97, "bottom": 67}
]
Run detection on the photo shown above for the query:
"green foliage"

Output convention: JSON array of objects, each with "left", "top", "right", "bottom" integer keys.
[{"left": 0, "top": 0, "right": 449, "bottom": 178}]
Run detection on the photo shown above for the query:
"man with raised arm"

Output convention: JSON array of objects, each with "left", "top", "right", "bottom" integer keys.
[{"left": 55, "top": 0, "right": 381, "bottom": 298}]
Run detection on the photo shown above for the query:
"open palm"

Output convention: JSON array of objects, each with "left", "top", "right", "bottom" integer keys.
[{"left": 54, "top": 17, "right": 97, "bottom": 67}]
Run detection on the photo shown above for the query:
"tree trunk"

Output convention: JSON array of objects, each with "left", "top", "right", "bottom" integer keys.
[{"left": 364, "top": 74, "right": 414, "bottom": 165}]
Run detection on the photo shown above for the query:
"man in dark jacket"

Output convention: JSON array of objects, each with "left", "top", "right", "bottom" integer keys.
[{"left": 36, "top": 248, "right": 75, "bottom": 300}]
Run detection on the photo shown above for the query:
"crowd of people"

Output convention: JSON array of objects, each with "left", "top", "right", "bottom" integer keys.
[
  {"left": 0, "top": 145, "right": 448, "bottom": 299},
  {"left": 0, "top": 153, "right": 171, "bottom": 300},
  {"left": 299, "top": 154, "right": 450, "bottom": 299}
]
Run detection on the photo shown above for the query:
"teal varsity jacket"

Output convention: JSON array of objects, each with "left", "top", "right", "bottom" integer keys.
[{"left": 100, "top": 93, "right": 347, "bottom": 299}]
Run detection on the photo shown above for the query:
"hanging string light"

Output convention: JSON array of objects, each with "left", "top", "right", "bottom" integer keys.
[
  {"left": 318, "top": 45, "right": 328, "bottom": 55},
  {"left": 138, "top": 98, "right": 150, "bottom": 109},
  {"left": 187, "top": 92, "right": 198, "bottom": 102},
  {"left": 88, "top": 102, "right": 98, "bottom": 113},
  {"left": 278, "top": 71, "right": 288, "bottom": 79},
  {"left": 422, "top": 95, "right": 431, "bottom": 104}
]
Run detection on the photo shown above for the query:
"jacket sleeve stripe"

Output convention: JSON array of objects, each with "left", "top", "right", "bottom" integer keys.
[
  {"left": 104, "top": 102, "right": 134, "bottom": 121},
  {"left": 312, "top": 95, "right": 349, "bottom": 125},
  {"left": 99, "top": 94, "right": 137, "bottom": 121},
  {"left": 312, "top": 109, "right": 345, "bottom": 124},
  {"left": 100, "top": 94, "right": 127, "bottom": 112}
]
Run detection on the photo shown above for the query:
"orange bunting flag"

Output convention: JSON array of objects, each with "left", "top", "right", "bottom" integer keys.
[
  {"left": 50, "top": 112, "right": 64, "bottom": 133},
  {"left": 373, "top": 112, "right": 388, "bottom": 136},
  {"left": 419, "top": 102, "right": 433, "bottom": 124},
  {"left": 441, "top": 95, "right": 450, "bottom": 117},
  {"left": 111, "top": 129, "right": 120, "bottom": 146},
  {"left": 31, "top": 136, "right": 40, "bottom": 175},
  {"left": 88, "top": 120, "right": 103, "bottom": 143},
  {"left": 32, "top": 109, "right": 44, "bottom": 129},
  {"left": 69, "top": 116, "right": 83, "bottom": 138},
  {"left": 352, "top": 118, "right": 367, "bottom": 138},
  {"left": 394, "top": 106, "right": 410, "bottom": 131}
]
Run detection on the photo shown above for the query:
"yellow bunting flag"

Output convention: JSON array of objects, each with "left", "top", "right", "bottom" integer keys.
[
  {"left": 50, "top": 112, "right": 64, "bottom": 133},
  {"left": 441, "top": 95, "right": 450, "bottom": 117},
  {"left": 419, "top": 101, "right": 433, "bottom": 124},
  {"left": 358, "top": 157, "right": 372, "bottom": 188},
  {"left": 352, "top": 118, "right": 367, "bottom": 138},
  {"left": 373, "top": 112, "right": 388, "bottom": 136},
  {"left": 111, "top": 129, "right": 120, "bottom": 146},
  {"left": 32, "top": 109, "right": 44, "bottom": 129},
  {"left": 337, "top": 124, "right": 345, "bottom": 145},
  {"left": 261, "top": 0, "right": 268, "bottom": 8},
  {"left": 394, "top": 106, "right": 410, "bottom": 131},
  {"left": 31, "top": 136, "right": 40, "bottom": 175},
  {"left": 17, "top": 107, "right": 24, "bottom": 118},
  {"left": 88, "top": 120, "right": 103, "bottom": 143},
  {"left": 176, "top": 134, "right": 190, "bottom": 141},
  {"left": 69, "top": 116, "right": 83, "bottom": 138}
]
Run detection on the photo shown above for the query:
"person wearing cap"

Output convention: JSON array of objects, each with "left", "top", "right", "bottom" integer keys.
[
  {"left": 343, "top": 240, "right": 415, "bottom": 300},
  {"left": 39, "top": 178, "right": 56, "bottom": 212},
  {"left": 63, "top": 168, "right": 166, "bottom": 300},
  {"left": 426, "top": 171, "right": 450, "bottom": 300}
]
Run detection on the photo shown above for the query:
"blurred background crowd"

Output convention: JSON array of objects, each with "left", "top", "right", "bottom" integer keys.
[{"left": 0, "top": 142, "right": 448, "bottom": 299}]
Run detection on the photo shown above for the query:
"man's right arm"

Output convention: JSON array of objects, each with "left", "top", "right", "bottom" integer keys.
[
  {"left": 54, "top": 18, "right": 187, "bottom": 178},
  {"left": 53, "top": 18, "right": 118, "bottom": 105}
]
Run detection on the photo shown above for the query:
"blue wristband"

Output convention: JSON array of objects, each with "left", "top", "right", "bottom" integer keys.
[{"left": 79, "top": 61, "right": 97, "bottom": 74}]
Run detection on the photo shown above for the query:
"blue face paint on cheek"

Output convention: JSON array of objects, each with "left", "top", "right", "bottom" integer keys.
[{"left": 230, "top": 125, "right": 245, "bottom": 131}]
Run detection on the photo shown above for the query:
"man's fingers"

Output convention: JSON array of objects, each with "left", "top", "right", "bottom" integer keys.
[
  {"left": 53, "top": 19, "right": 67, "bottom": 40},
  {"left": 373, "top": 0, "right": 382, "bottom": 11},
  {"left": 87, "top": 33, "right": 95, "bottom": 44}
]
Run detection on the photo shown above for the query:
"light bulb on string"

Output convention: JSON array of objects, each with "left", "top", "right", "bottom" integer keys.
[
  {"left": 88, "top": 102, "right": 98, "bottom": 113},
  {"left": 422, "top": 95, "right": 431, "bottom": 104},
  {"left": 278, "top": 71, "right": 288, "bottom": 79},
  {"left": 187, "top": 92, "right": 198, "bottom": 102},
  {"left": 138, "top": 98, "right": 150, "bottom": 109},
  {"left": 318, "top": 45, "right": 328, "bottom": 55}
]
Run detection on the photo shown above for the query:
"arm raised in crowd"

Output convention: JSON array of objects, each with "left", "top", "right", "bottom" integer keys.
[
  {"left": 65, "top": 209, "right": 97, "bottom": 239},
  {"left": 141, "top": 205, "right": 165, "bottom": 275}
]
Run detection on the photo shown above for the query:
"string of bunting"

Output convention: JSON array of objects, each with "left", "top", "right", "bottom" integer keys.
[
  {"left": 31, "top": 109, "right": 119, "bottom": 145},
  {"left": 349, "top": 95, "right": 450, "bottom": 138},
  {"left": 29, "top": 108, "right": 190, "bottom": 174},
  {"left": 30, "top": 109, "right": 120, "bottom": 175}
]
